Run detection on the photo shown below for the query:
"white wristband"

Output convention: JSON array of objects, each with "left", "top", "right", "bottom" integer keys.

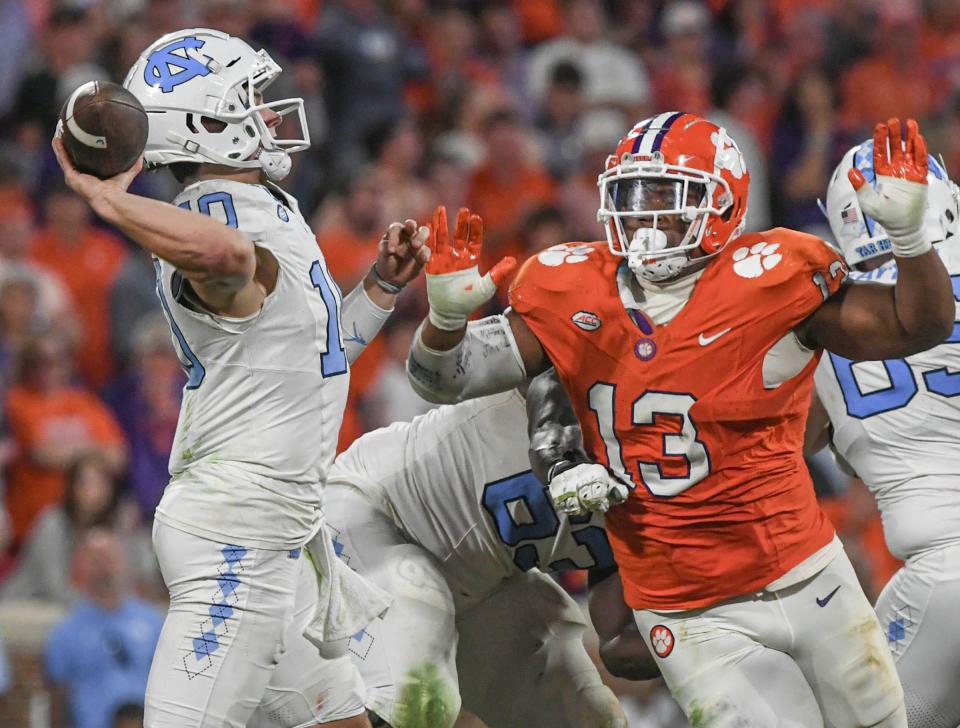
[
  {"left": 428, "top": 307, "right": 468, "bottom": 331},
  {"left": 890, "top": 228, "right": 932, "bottom": 258}
]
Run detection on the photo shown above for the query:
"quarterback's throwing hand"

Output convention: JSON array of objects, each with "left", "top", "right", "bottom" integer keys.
[
  {"left": 425, "top": 205, "right": 517, "bottom": 331},
  {"left": 51, "top": 134, "right": 142, "bottom": 210},
  {"left": 549, "top": 462, "right": 629, "bottom": 516},
  {"left": 848, "top": 118, "right": 929, "bottom": 258}
]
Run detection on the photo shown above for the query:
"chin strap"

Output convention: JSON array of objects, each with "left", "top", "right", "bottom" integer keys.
[{"left": 259, "top": 148, "right": 291, "bottom": 181}]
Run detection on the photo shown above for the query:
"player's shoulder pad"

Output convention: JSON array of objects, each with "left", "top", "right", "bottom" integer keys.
[
  {"left": 510, "top": 241, "right": 609, "bottom": 311},
  {"left": 173, "top": 180, "right": 288, "bottom": 240},
  {"left": 721, "top": 228, "right": 847, "bottom": 290}
]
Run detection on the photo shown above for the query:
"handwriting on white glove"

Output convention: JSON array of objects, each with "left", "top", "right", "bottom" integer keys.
[
  {"left": 549, "top": 462, "right": 629, "bottom": 516},
  {"left": 425, "top": 206, "right": 516, "bottom": 331},
  {"left": 849, "top": 118, "right": 930, "bottom": 258}
]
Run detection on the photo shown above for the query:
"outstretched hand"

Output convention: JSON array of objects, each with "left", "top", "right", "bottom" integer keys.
[
  {"left": 427, "top": 206, "right": 516, "bottom": 281},
  {"left": 425, "top": 205, "right": 517, "bottom": 331},
  {"left": 374, "top": 218, "right": 431, "bottom": 289},
  {"left": 848, "top": 118, "right": 928, "bottom": 190},
  {"left": 848, "top": 118, "right": 930, "bottom": 257}
]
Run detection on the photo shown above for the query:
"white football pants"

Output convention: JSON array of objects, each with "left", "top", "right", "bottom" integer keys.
[
  {"left": 144, "top": 521, "right": 366, "bottom": 728},
  {"left": 633, "top": 549, "right": 905, "bottom": 728}
]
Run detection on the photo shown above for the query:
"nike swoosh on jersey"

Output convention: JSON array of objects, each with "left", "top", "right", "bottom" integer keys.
[
  {"left": 816, "top": 585, "right": 841, "bottom": 607},
  {"left": 698, "top": 327, "right": 732, "bottom": 346}
]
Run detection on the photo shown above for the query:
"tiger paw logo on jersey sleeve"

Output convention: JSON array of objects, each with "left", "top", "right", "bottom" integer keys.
[
  {"left": 732, "top": 242, "right": 782, "bottom": 278},
  {"left": 537, "top": 244, "right": 595, "bottom": 267},
  {"left": 649, "top": 624, "right": 675, "bottom": 658}
]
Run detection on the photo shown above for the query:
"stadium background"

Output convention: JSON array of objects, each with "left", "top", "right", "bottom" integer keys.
[{"left": 0, "top": 0, "right": 956, "bottom": 725}]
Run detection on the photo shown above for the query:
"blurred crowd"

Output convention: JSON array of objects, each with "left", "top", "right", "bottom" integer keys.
[{"left": 0, "top": 0, "right": 956, "bottom": 725}]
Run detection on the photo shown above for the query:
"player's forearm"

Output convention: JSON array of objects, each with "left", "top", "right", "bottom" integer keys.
[
  {"left": 340, "top": 281, "right": 392, "bottom": 364},
  {"left": 892, "top": 250, "right": 954, "bottom": 351},
  {"left": 526, "top": 368, "right": 587, "bottom": 485},
  {"left": 91, "top": 187, "right": 255, "bottom": 284},
  {"left": 406, "top": 315, "right": 525, "bottom": 404},
  {"left": 599, "top": 632, "right": 662, "bottom": 681},
  {"left": 420, "top": 318, "right": 467, "bottom": 351}
]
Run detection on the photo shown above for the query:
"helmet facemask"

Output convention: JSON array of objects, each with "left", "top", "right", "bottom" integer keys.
[{"left": 598, "top": 152, "right": 732, "bottom": 282}]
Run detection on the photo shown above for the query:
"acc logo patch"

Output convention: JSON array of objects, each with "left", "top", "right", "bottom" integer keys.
[
  {"left": 571, "top": 311, "right": 601, "bottom": 331},
  {"left": 649, "top": 624, "right": 675, "bottom": 658},
  {"left": 144, "top": 37, "right": 213, "bottom": 93}
]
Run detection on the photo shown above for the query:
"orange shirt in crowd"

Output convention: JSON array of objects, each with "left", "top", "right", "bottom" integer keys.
[
  {"left": 466, "top": 164, "right": 556, "bottom": 250},
  {"left": 512, "top": 0, "right": 563, "bottom": 45},
  {"left": 29, "top": 228, "right": 128, "bottom": 388},
  {"left": 5, "top": 385, "right": 126, "bottom": 543},
  {"left": 318, "top": 228, "right": 381, "bottom": 293},
  {"left": 840, "top": 56, "right": 935, "bottom": 135}
]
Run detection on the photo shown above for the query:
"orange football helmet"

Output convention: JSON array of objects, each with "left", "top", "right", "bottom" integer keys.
[{"left": 597, "top": 111, "right": 750, "bottom": 281}]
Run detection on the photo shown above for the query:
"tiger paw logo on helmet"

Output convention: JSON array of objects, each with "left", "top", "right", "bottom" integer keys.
[
  {"left": 732, "top": 242, "right": 782, "bottom": 279},
  {"left": 711, "top": 131, "right": 745, "bottom": 179},
  {"left": 537, "top": 244, "right": 594, "bottom": 267},
  {"left": 650, "top": 624, "right": 675, "bottom": 658}
]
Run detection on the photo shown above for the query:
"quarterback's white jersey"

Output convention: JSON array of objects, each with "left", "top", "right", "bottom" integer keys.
[
  {"left": 327, "top": 390, "right": 613, "bottom": 603},
  {"left": 155, "top": 179, "right": 349, "bottom": 549},
  {"left": 814, "top": 243, "right": 960, "bottom": 559}
]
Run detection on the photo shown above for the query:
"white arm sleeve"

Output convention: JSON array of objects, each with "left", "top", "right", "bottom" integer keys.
[
  {"left": 405, "top": 314, "right": 527, "bottom": 404},
  {"left": 340, "top": 284, "right": 392, "bottom": 364}
]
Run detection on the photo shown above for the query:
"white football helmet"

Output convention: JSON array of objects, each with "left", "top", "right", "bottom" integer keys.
[
  {"left": 123, "top": 28, "right": 309, "bottom": 182},
  {"left": 823, "top": 140, "right": 960, "bottom": 268}
]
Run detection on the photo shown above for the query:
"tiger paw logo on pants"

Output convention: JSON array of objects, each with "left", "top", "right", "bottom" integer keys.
[{"left": 650, "top": 624, "right": 675, "bottom": 658}]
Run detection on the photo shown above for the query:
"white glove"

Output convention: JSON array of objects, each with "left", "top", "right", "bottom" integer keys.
[
  {"left": 425, "top": 206, "right": 516, "bottom": 331},
  {"left": 549, "top": 462, "right": 630, "bottom": 516},
  {"left": 427, "top": 267, "right": 501, "bottom": 331},
  {"left": 849, "top": 119, "right": 931, "bottom": 258},
  {"left": 854, "top": 176, "right": 928, "bottom": 257}
]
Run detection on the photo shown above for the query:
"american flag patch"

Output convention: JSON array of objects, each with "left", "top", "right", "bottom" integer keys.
[{"left": 841, "top": 206, "right": 858, "bottom": 225}]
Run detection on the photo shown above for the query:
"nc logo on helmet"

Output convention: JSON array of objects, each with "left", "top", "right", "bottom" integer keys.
[{"left": 144, "top": 37, "right": 212, "bottom": 93}]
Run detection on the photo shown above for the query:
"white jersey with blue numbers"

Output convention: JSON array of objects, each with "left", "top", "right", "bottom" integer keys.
[
  {"left": 327, "top": 391, "right": 613, "bottom": 603},
  {"left": 815, "top": 242, "right": 960, "bottom": 559},
  {"left": 154, "top": 179, "right": 349, "bottom": 549}
]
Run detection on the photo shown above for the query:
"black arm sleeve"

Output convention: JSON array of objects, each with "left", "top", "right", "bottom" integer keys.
[{"left": 525, "top": 367, "right": 589, "bottom": 485}]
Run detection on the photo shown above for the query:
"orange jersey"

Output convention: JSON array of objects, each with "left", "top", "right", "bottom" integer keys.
[{"left": 510, "top": 231, "right": 848, "bottom": 610}]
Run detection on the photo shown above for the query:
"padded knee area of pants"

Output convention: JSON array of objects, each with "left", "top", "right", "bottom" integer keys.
[
  {"left": 810, "top": 618, "right": 904, "bottom": 727},
  {"left": 865, "top": 701, "right": 907, "bottom": 728},
  {"left": 390, "top": 662, "right": 461, "bottom": 728}
]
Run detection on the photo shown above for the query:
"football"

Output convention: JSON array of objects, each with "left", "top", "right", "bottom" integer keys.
[{"left": 58, "top": 80, "right": 148, "bottom": 179}]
